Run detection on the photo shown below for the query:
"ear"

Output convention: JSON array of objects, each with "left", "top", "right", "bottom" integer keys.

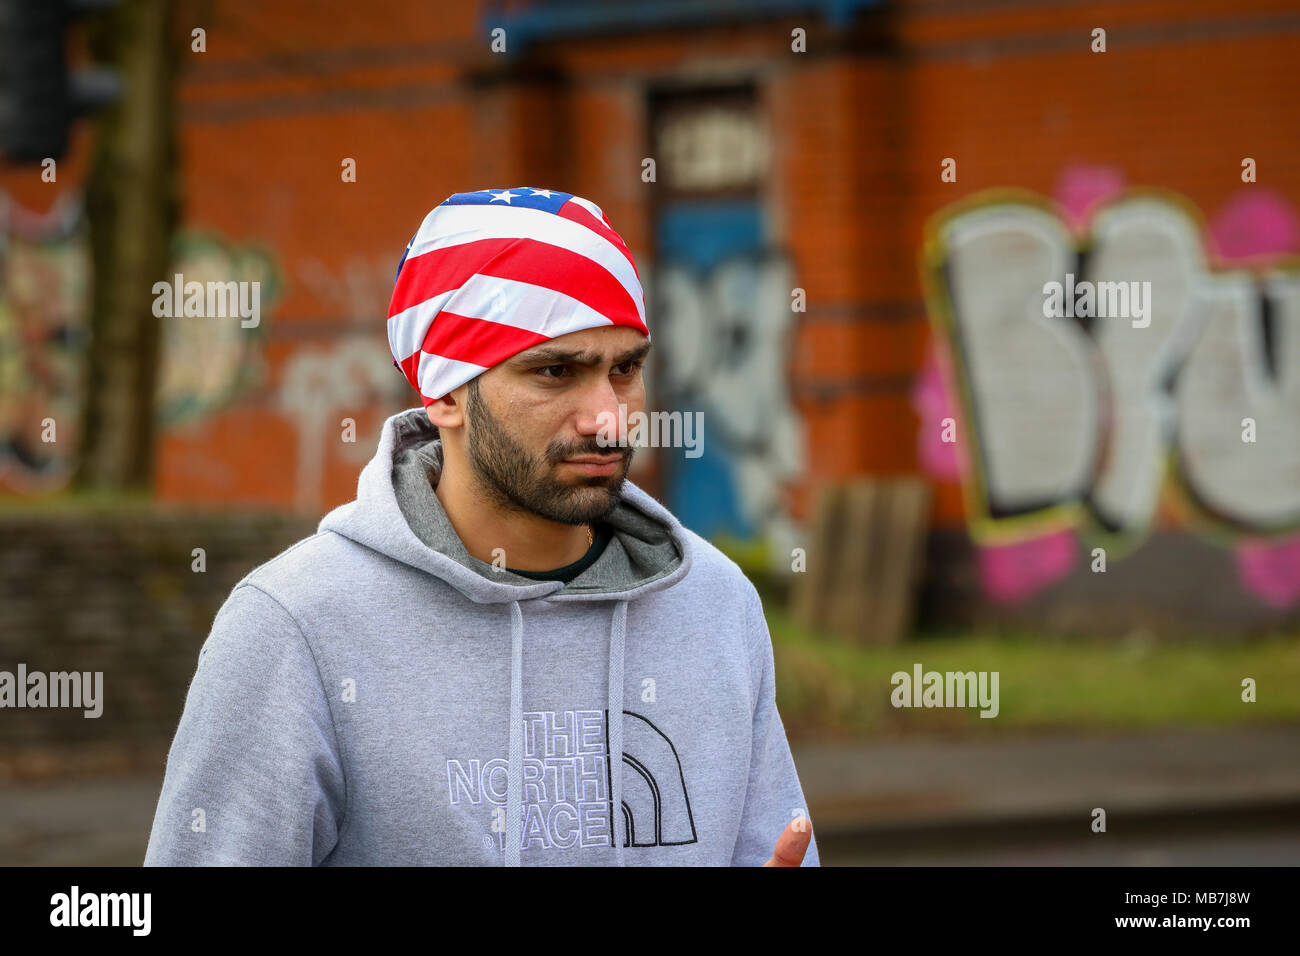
[{"left": 425, "top": 385, "right": 468, "bottom": 431}]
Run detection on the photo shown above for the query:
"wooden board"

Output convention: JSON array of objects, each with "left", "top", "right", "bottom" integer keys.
[{"left": 792, "top": 477, "right": 931, "bottom": 644}]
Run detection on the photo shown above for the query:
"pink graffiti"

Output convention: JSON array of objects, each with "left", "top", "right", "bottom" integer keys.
[
  {"left": 977, "top": 529, "right": 1079, "bottom": 605},
  {"left": 1235, "top": 539, "right": 1300, "bottom": 609},
  {"left": 1208, "top": 188, "right": 1300, "bottom": 262},
  {"left": 1053, "top": 163, "right": 1127, "bottom": 228},
  {"left": 1209, "top": 188, "right": 1300, "bottom": 608},
  {"left": 911, "top": 342, "right": 961, "bottom": 480}
]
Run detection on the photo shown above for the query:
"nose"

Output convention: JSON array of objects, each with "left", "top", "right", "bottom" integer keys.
[{"left": 576, "top": 376, "right": 628, "bottom": 450}]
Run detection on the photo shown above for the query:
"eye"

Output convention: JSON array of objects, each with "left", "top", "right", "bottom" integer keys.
[
  {"left": 535, "top": 364, "right": 570, "bottom": 379},
  {"left": 615, "top": 359, "right": 645, "bottom": 376}
]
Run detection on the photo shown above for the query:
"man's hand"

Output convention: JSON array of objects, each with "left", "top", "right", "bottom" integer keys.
[{"left": 762, "top": 816, "right": 812, "bottom": 867}]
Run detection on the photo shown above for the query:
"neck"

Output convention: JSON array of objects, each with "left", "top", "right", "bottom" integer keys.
[{"left": 433, "top": 462, "right": 593, "bottom": 571}]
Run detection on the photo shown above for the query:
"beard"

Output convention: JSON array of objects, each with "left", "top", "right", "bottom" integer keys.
[{"left": 463, "top": 379, "right": 632, "bottom": 525}]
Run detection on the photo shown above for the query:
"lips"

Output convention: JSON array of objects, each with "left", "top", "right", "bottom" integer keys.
[{"left": 563, "top": 454, "right": 624, "bottom": 475}]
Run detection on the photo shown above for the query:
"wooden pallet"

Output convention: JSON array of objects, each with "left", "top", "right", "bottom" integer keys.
[{"left": 792, "top": 477, "right": 931, "bottom": 644}]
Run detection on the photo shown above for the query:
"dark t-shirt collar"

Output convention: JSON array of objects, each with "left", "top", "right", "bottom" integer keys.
[{"left": 505, "top": 522, "right": 613, "bottom": 583}]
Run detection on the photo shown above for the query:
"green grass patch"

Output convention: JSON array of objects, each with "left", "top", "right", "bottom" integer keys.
[{"left": 766, "top": 598, "right": 1300, "bottom": 741}]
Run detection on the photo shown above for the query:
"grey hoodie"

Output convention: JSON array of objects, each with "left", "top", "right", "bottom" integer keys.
[{"left": 144, "top": 407, "right": 818, "bottom": 866}]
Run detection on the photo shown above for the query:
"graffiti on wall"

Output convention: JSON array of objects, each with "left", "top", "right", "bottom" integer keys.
[
  {"left": 276, "top": 334, "right": 410, "bottom": 512},
  {"left": 645, "top": 87, "right": 806, "bottom": 558},
  {"left": 916, "top": 166, "right": 1300, "bottom": 608},
  {"left": 0, "top": 193, "right": 89, "bottom": 494},
  {"left": 275, "top": 253, "right": 412, "bottom": 511},
  {"left": 0, "top": 190, "right": 277, "bottom": 495},
  {"left": 157, "top": 233, "right": 278, "bottom": 427},
  {"left": 644, "top": 251, "right": 806, "bottom": 556}
]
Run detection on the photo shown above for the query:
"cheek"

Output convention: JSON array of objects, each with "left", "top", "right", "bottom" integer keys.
[
  {"left": 622, "top": 382, "right": 647, "bottom": 413},
  {"left": 509, "top": 404, "right": 569, "bottom": 456}
]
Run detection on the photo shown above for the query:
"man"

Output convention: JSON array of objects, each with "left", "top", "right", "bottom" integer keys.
[{"left": 144, "top": 186, "right": 818, "bottom": 866}]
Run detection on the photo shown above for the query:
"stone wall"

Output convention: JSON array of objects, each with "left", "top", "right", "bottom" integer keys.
[{"left": 0, "top": 507, "right": 317, "bottom": 760}]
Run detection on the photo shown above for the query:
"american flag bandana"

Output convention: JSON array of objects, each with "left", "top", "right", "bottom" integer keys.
[{"left": 388, "top": 187, "right": 650, "bottom": 406}]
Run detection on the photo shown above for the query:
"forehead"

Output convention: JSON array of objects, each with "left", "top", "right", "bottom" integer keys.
[{"left": 510, "top": 326, "right": 649, "bottom": 364}]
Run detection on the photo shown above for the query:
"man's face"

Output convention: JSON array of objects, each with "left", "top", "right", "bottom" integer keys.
[{"left": 461, "top": 326, "right": 650, "bottom": 526}]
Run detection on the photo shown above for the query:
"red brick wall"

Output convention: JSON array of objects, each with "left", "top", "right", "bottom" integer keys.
[{"left": 5, "top": 0, "right": 1297, "bottom": 536}]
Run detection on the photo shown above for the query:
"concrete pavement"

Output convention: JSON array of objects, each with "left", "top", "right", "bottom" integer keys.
[{"left": 794, "top": 725, "right": 1300, "bottom": 864}]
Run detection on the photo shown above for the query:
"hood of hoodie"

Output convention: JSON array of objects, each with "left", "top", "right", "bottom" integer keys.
[{"left": 316, "top": 406, "right": 693, "bottom": 866}]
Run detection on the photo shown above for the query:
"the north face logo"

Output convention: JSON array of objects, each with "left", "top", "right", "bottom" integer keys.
[{"left": 446, "top": 709, "right": 697, "bottom": 852}]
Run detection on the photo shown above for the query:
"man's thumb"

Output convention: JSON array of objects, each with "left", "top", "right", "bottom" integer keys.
[{"left": 762, "top": 816, "right": 812, "bottom": 867}]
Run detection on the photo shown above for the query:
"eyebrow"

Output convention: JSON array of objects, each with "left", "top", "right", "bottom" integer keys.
[{"left": 511, "top": 341, "right": 652, "bottom": 368}]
